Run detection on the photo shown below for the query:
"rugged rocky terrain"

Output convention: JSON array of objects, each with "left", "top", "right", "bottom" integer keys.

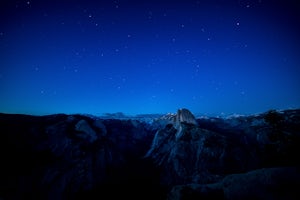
[{"left": 0, "top": 108, "right": 299, "bottom": 199}]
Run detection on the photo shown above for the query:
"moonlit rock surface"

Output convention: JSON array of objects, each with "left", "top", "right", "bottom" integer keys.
[
  {"left": 157, "top": 108, "right": 197, "bottom": 128},
  {"left": 175, "top": 108, "right": 197, "bottom": 126}
]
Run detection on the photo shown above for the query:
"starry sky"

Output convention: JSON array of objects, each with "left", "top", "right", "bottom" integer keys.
[{"left": 0, "top": 0, "right": 300, "bottom": 116}]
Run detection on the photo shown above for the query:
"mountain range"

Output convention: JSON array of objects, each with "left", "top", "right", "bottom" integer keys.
[{"left": 0, "top": 108, "right": 299, "bottom": 199}]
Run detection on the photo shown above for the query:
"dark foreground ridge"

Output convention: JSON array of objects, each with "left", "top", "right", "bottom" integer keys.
[{"left": 0, "top": 108, "right": 300, "bottom": 200}]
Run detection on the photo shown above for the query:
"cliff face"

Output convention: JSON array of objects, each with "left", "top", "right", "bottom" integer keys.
[
  {"left": 0, "top": 109, "right": 300, "bottom": 200},
  {"left": 175, "top": 108, "right": 197, "bottom": 127},
  {"left": 145, "top": 109, "right": 300, "bottom": 199}
]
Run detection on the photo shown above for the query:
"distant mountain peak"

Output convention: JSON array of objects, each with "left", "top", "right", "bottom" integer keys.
[
  {"left": 176, "top": 108, "right": 197, "bottom": 126},
  {"left": 153, "top": 108, "right": 198, "bottom": 130}
]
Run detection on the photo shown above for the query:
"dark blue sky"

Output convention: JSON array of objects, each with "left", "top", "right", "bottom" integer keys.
[{"left": 1, "top": 0, "right": 300, "bottom": 116}]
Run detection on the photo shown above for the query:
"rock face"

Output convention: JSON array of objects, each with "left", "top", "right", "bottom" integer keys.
[
  {"left": 174, "top": 108, "right": 197, "bottom": 140},
  {"left": 0, "top": 108, "right": 300, "bottom": 200},
  {"left": 145, "top": 109, "right": 300, "bottom": 199},
  {"left": 175, "top": 108, "right": 197, "bottom": 127},
  {"left": 145, "top": 108, "right": 198, "bottom": 158},
  {"left": 153, "top": 108, "right": 197, "bottom": 130}
]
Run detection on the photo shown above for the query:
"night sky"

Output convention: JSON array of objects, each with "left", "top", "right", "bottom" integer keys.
[{"left": 1, "top": 0, "right": 300, "bottom": 116}]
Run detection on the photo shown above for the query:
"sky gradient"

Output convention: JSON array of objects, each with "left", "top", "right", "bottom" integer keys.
[{"left": 1, "top": 0, "right": 300, "bottom": 116}]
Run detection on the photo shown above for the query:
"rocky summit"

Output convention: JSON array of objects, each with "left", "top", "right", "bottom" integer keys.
[
  {"left": 175, "top": 108, "right": 197, "bottom": 126},
  {"left": 0, "top": 108, "right": 300, "bottom": 200}
]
